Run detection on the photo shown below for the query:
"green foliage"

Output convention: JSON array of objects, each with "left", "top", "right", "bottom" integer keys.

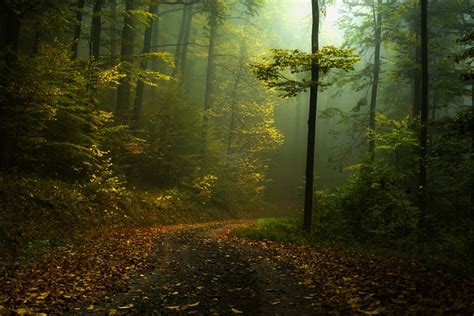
[
  {"left": 125, "top": 87, "right": 203, "bottom": 187},
  {"left": 0, "top": 174, "right": 255, "bottom": 267},
  {"left": 249, "top": 46, "right": 360, "bottom": 97},
  {"left": 312, "top": 115, "right": 418, "bottom": 246},
  {"left": 0, "top": 43, "right": 123, "bottom": 181},
  {"left": 337, "top": 161, "right": 418, "bottom": 246},
  {"left": 429, "top": 109, "right": 473, "bottom": 221},
  {"left": 117, "top": 51, "right": 174, "bottom": 88},
  {"left": 232, "top": 218, "right": 306, "bottom": 244}
]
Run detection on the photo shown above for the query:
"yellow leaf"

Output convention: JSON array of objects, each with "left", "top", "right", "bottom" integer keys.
[
  {"left": 16, "top": 308, "right": 33, "bottom": 316},
  {"left": 271, "top": 300, "right": 281, "bottom": 305},
  {"left": 231, "top": 308, "right": 244, "bottom": 314},
  {"left": 36, "top": 292, "right": 49, "bottom": 300},
  {"left": 87, "top": 305, "right": 94, "bottom": 311},
  {"left": 35, "top": 313, "right": 48, "bottom": 316},
  {"left": 118, "top": 304, "right": 134, "bottom": 309},
  {"left": 109, "top": 309, "right": 118, "bottom": 315},
  {"left": 187, "top": 302, "right": 200, "bottom": 307},
  {"left": 165, "top": 306, "right": 181, "bottom": 310}
]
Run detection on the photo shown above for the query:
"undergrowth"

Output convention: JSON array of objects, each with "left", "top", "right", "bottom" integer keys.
[
  {"left": 233, "top": 217, "right": 474, "bottom": 274},
  {"left": 0, "top": 174, "right": 254, "bottom": 271}
]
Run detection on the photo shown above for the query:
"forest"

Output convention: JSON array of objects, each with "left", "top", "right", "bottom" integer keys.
[{"left": 0, "top": 0, "right": 473, "bottom": 314}]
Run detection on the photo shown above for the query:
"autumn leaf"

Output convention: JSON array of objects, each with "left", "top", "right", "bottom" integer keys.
[
  {"left": 165, "top": 305, "right": 181, "bottom": 310},
  {"left": 16, "top": 308, "right": 34, "bottom": 315},
  {"left": 187, "top": 302, "right": 200, "bottom": 307},
  {"left": 231, "top": 307, "right": 244, "bottom": 314},
  {"left": 36, "top": 292, "right": 49, "bottom": 300}
]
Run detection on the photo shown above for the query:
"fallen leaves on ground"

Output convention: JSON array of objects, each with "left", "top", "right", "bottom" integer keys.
[
  {"left": 0, "top": 223, "right": 209, "bottom": 314},
  {"left": 226, "top": 232, "right": 474, "bottom": 314},
  {"left": 1, "top": 221, "right": 473, "bottom": 314}
]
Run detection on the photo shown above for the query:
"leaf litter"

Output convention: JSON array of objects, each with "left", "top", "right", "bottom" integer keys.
[{"left": 0, "top": 221, "right": 472, "bottom": 314}]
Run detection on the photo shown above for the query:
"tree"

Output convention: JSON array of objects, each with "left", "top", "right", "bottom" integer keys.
[
  {"left": 251, "top": 47, "right": 359, "bottom": 232},
  {"left": 116, "top": 0, "right": 136, "bottom": 124},
  {"left": 132, "top": 0, "right": 159, "bottom": 128},
  {"left": 304, "top": 0, "right": 320, "bottom": 233},
  {"left": 200, "top": 0, "right": 219, "bottom": 162},
  {"left": 418, "top": 0, "right": 428, "bottom": 234},
  {"left": 90, "top": 0, "right": 103, "bottom": 61},
  {"left": 71, "top": 0, "right": 86, "bottom": 60},
  {"left": 368, "top": 0, "right": 383, "bottom": 158},
  {"left": 172, "top": 2, "right": 194, "bottom": 77}
]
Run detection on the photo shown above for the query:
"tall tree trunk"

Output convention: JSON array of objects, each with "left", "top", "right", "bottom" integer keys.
[
  {"left": 0, "top": 2, "right": 8, "bottom": 50},
  {"left": 412, "top": 4, "right": 421, "bottom": 117},
  {"left": 303, "top": 0, "right": 320, "bottom": 234},
  {"left": 110, "top": 0, "right": 117, "bottom": 60},
  {"left": 179, "top": 4, "right": 193, "bottom": 80},
  {"left": 131, "top": 1, "right": 159, "bottom": 128},
  {"left": 150, "top": 7, "right": 161, "bottom": 72},
  {"left": 225, "top": 43, "right": 246, "bottom": 167},
  {"left": 0, "top": 5, "right": 22, "bottom": 168},
  {"left": 200, "top": 0, "right": 218, "bottom": 162},
  {"left": 172, "top": 5, "right": 188, "bottom": 77},
  {"left": 294, "top": 94, "right": 302, "bottom": 153},
  {"left": 32, "top": 17, "right": 42, "bottom": 54},
  {"left": 368, "top": 0, "right": 382, "bottom": 158},
  {"left": 90, "top": 0, "right": 103, "bottom": 61},
  {"left": 4, "top": 7, "right": 21, "bottom": 54},
  {"left": 471, "top": 83, "right": 473, "bottom": 219},
  {"left": 71, "top": 0, "right": 86, "bottom": 60},
  {"left": 418, "top": 0, "right": 428, "bottom": 235},
  {"left": 173, "top": 4, "right": 193, "bottom": 77},
  {"left": 116, "top": 0, "right": 135, "bottom": 124}
]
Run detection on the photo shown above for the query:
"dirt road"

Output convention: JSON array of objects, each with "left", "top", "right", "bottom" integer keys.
[
  {"left": 2, "top": 221, "right": 473, "bottom": 315},
  {"left": 99, "top": 222, "right": 322, "bottom": 315}
]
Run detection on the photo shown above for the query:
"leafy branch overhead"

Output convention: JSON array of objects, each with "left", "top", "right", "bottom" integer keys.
[{"left": 249, "top": 46, "right": 360, "bottom": 97}]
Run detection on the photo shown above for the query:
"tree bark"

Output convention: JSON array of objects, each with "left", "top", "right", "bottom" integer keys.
[
  {"left": 471, "top": 83, "right": 473, "bottom": 219},
  {"left": 368, "top": 0, "right": 382, "bottom": 159},
  {"left": 32, "top": 17, "right": 41, "bottom": 54},
  {"left": 179, "top": 4, "right": 193, "bottom": 79},
  {"left": 225, "top": 43, "right": 246, "bottom": 167},
  {"left": 71, "top": 0, "right": 86, "bottom": 60},
  {"left": 116, "top": 0, "right": 136, "bottom": 124},
  {"left": 0, "top": 1, "right": 8, "bottom": 50},
  {"left": 412, "top": 3, "right": 421, "bottom": 117},
  {"left": 172, "top": 5, "right": 188, "bottom": 77},
  {"left": 131, "top": 1, "right": 159, "bottom": 128},
  {"left": 418, "top": 0, "right": 428, "bottom": 235},
  {"left": 110, "top": 0, "right": 117, "bottom": 61},
  {"left": 303, "top": 0, "right": 320, "bottom": 234},
  {"left": 200, "top": 0, "right": 218, "bottom": 162},
  {"left": 5, "top": 7, "right": 21, "bottom": 54},
  {"left": 173, "top": 3, "right": 193, "bottom": 77},
  {"left": 90, "top": 0, "right": 103, "bottom": 61}
]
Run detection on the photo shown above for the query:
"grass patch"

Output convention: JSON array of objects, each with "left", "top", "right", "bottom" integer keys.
[{"left": 233, "top": 217, "right": 307, "bottom": 244}]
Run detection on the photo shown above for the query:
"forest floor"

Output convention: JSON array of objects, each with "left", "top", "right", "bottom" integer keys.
[{"left": 1, "top": 221, "right": 473, "bottom": 315}]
